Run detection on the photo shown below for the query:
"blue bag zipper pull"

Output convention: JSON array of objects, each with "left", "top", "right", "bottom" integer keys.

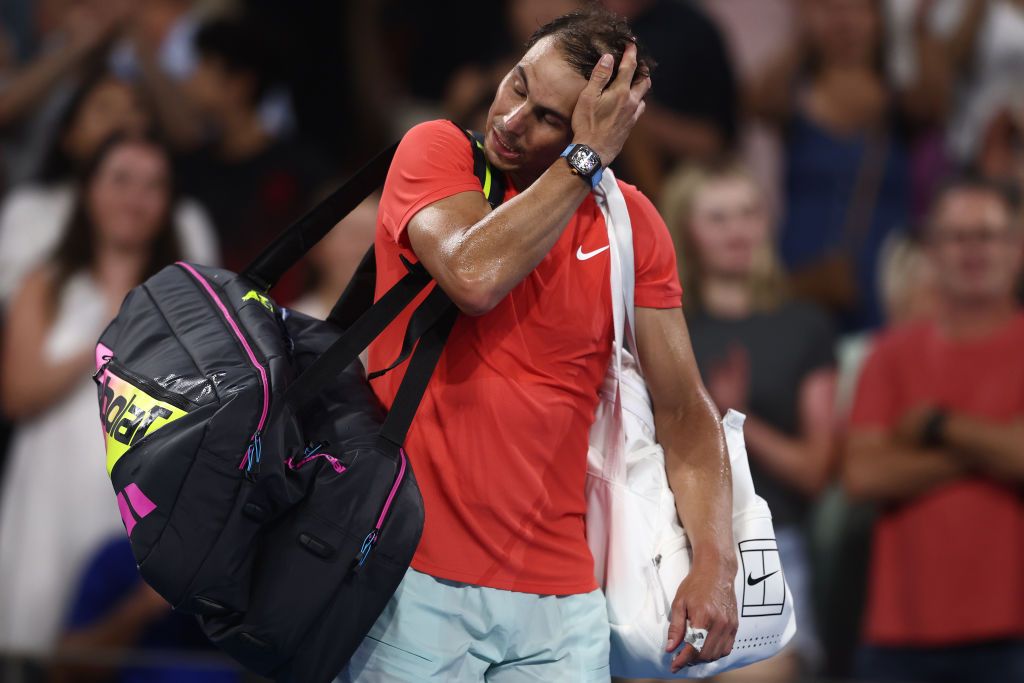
[
  {"left": 243, "top": 431, "right": 262, "bottom": 481},
  {"left": 352, "top": 528, "right": 380, "bottom": 572}
]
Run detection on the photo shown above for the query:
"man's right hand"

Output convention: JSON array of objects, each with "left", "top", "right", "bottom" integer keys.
[{"left": 570, "top": 42, "right": 652, "bottom": 166}]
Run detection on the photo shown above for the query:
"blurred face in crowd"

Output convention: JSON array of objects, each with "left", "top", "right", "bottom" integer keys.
[
  {"left": 928, "top": 188, "right": 1024, "bottom": 307},
  {"left": 63, "top": 78, "right": 148, "bottom": 163},
  {"left": 801, "top": 0, "right": 880, "bottom": 68},
  {"left": 484, "top": 36, "right": 582, "bottom": 185},
  {"left": 688, "top": 174, "right": 769, "bottom": 280},
  {"left": 86, "top": 141, "right": 172, "bottom": 252}
]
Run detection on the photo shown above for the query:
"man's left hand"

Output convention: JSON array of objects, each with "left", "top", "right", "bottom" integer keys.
[{"left": 665, "top": 561, "right": 738, "bottom": 672}]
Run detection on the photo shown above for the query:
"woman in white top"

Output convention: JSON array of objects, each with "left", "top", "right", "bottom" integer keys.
[{"left": 0, "top": 131, "right": 185, "bottom": 654}]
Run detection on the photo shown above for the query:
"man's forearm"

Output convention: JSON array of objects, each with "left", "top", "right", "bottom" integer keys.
[
  {"left": 412, "top": 156, "right": 591, "bottom": 314},
  {"left": 659, "top": 394, "right": 736, "bottom": 570},
  {"left": 0, "top": 43, "right": 88, "bottom": 125},
  {"left": 743, "top": 415, "right": 831, "bottom": 496},
  {"left": 436, "top": 160, "right": 590, "bottom": 313},
  {"left": 944, "top": 415, "right": 1024, "bottom": 482},
  {"left": 844, "top": 434, "right": 964, "bottom": 501}
]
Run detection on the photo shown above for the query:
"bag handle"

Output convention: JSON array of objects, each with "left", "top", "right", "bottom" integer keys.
[
  {"left": 281, "top": 255, "right": 432, "bottom": 415},
  {"left": 242, "top": 142, "right": 399, "bottom": 292}
]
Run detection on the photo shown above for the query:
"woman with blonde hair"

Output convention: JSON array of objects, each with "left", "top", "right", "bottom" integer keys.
[{"left": 660, "top": 160, "right": 837, "bottom": 681}]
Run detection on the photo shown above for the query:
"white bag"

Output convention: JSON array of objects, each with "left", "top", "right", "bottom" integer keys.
[{"left": 586, "top": 171, "right": 796, "bottom": 679}]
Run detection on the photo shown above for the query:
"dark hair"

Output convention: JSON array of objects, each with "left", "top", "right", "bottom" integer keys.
[
  {"left": 38, "top": 70, "right": 147, "bottom": 184},
  {"left": 927, "top": 171, "right": 1022, "bottom": 235},
  {"left": 526, "top": 5, "right": 656, "bottom": 86},
  {"left": 48, "top": 131, "right": 182, "bottom": 314},
  {"left": 195, "top": 17, "right": 281, "bottom": 105}
]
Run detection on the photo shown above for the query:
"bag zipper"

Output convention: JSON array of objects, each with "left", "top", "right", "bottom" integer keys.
[
  {"left": 95, "top": 356, "right": 200, "bottom": 412},
  {"left": 648, "top": 554, "right": 672, "bottom": 620},
  {"left": 176, "top": 262, "right": 269, "bottom": 477},
  {"left": 286, "top": 442, "right": 347, "bottom": 474},
  {"left": 352, "top": 447, "right": 408, "bottom": 572}
]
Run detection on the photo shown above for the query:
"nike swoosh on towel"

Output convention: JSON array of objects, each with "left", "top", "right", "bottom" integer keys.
[
  {"left": 576, "top": 245, "right": 610, "bottom": 260},
  {"left": 746, "top": 570, "right": 779, "bottom": 586}
]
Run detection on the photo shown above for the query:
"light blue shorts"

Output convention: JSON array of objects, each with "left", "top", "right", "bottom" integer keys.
[{"left": 336, "top": 567, "right": 611, "bottom": 682}]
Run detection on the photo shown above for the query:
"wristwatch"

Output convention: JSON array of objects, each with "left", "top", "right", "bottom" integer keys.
[{"left": 561, "top": 143, "right": 603, "bottom": 188}]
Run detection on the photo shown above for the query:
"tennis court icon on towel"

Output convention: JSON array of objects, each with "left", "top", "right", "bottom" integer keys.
[{"left": 739, "top": 539, "right": 786, "bottom": 617}]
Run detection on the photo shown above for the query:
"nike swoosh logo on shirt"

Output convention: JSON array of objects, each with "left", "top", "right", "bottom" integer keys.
[
  {"left": 576, "top": 245, "right": 610, "bottom": 260},
  {"left": 746, "top": 570, "right": 779, "bottom": 586}
]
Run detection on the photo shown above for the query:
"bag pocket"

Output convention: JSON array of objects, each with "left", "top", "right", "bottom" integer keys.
[
  {"left": 637, "top": 533, "right": 689, "bottom": 652},
  {"left": 97, "top": 358, "right": 200, "bottom": 476}
]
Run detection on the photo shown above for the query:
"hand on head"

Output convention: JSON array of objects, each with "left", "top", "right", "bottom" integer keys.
[{"left": 570, "top": 42, "right": 652, "bottom": 166}]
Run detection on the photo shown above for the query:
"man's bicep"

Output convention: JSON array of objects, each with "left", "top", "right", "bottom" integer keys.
[
  {"left": 635, "top": 306, "right": 709, "bottom": 415},
  {"left": 405, "top": 190, "right": 490, "bottom": 286}
]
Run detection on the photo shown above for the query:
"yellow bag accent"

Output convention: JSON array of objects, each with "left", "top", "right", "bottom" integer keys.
[
  {"left": 242, "top": 289, "right": 274, "bottom": 312},
  {"left": 99, "top": 372, "right": 188, "bottom": 475}
]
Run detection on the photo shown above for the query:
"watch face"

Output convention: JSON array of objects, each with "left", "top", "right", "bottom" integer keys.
[{"left": 571, "top": 146, "right": 599, "bottom": 175}]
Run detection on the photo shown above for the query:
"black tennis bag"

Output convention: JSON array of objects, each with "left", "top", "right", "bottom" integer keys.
[{"left": 93, "top": 125, "right": 505, "bottom": 682}]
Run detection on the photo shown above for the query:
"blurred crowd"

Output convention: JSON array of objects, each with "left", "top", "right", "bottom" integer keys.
[{"left": 0, "top": 1, "right": 1021, "bottom": 682}]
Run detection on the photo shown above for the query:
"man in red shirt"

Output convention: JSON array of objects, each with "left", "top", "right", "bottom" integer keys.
[
  {"left": 844, "top": 175, "right": 1024, "bottom": 682},
  {"left": 339, "top": 8, "right": 738, "bottom": 682}
]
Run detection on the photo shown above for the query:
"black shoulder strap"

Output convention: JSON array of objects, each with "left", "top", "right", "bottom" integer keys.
[
  {"left": 281, "top": 255, "right": 429, "bottom": 414},
  {"left": 283, "top": 124, "right": 506, "bottom": 446},
  {"left": 379, "top": 300, "right": 458, "bottom": 447},
  {"left": 242, "top": 142, "right": 398, "bottom": 292},
  {"left": 353, "top": 126, "right": 505, "bottom": 385},
  {"left": 457, "top": 123, "right": 506, "bottom": 210},
  {"left": 326, "top": 245, "right": 377, "bottom": 331}
]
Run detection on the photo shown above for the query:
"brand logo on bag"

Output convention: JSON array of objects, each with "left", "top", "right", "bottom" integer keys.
[
  {"left": 746, "top": 569, "right": 779, "bottom": 586},
  {"left": 116, "top": 483, "right": 157, "bottom": 537},
  {"left": 99, "top": 372, "right": 188, "bottom": 475},
  {"left": 738, "top": 539, "right": 786, "bottom": 617},
  {"left": 242, "top": 289, "right": 274, "bottom": 312}
]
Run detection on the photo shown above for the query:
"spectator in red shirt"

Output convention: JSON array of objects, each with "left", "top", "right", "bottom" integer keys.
[{"left": 844, "top": 174, "right": 1024, "bottom": 683}]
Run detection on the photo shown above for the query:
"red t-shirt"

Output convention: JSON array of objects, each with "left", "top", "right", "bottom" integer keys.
[
  {"left": 850, "top": 314, "right": 1024, "bottom": 645},
  {"left": 367, "top": 120, "right": 682, "bottom": 594}
]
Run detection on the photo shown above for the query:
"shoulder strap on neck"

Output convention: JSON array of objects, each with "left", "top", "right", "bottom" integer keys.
[{"left": 452, "top": 122, "right": 506, "bottom": 209}]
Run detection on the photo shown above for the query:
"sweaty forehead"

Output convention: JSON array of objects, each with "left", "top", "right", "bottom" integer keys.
[{"left": 518, "top": 36, "right": 588, "bottom": 116}]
